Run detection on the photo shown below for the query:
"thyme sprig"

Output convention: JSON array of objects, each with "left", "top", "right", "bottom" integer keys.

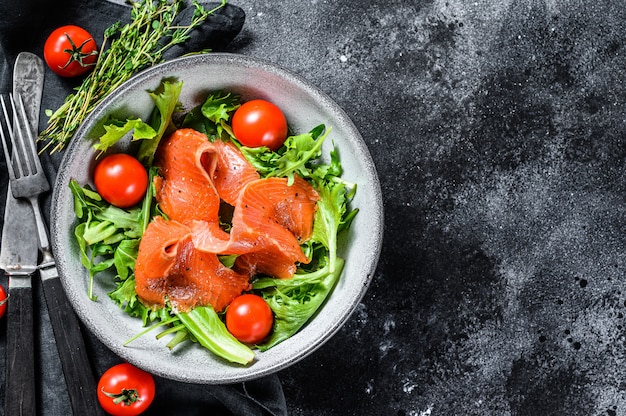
[{"left": 40, "top": 0, "right": 227, "bottom": 153}]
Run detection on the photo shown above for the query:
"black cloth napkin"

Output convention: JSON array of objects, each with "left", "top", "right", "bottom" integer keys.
[{"left": 0, "top": 1, "right": 288, "bottom": 415}]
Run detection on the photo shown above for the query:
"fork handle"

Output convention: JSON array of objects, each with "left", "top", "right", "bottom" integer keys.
[
  {"left": 40, "top": 268, "right": 105, "bottom": 416},
  {"left": 29, "top": 196, "right": 51, "bottom": 255},
  {"left": 5, "top": 279, "right": 36, "bottom": 416}
]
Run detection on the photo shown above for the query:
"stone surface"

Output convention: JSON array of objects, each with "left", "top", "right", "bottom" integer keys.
[
  {"left": 228, "top": 0, "right": 626, "bottom": 414},
  {"left": 3, "top": 0, "right": 626, "bottom": 415}
]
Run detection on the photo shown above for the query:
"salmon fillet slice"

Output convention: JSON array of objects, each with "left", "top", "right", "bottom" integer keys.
[
  {"left": 134, "top": 216, "right": 190, "bottom": 279},
  {"left": 135, "top": 216, "right": 250, "bottom": 312},
  {"left": 212, "top": 139, "right": 260, "bottom": 206},
  {"left": 232, "top": 176, "right": 319, "bottom": 278},
  {"left": 191, "top": 176, "right": 319, "bottom": 278},
  {"left": 154, "top": 128, "right": 221, "bottom": 224}
]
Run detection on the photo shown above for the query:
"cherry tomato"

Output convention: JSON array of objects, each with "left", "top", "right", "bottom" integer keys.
[
  {"left": 44, "top": 25, "right": 98, "bottom": 77},
  {"left": 97, "top": 363, "right": 155, "bottom": 416},
  {"left": 0, "top": 285, "right": 7, "bottom": 319},
  {"left": 94, "top": 154, "right": 148, "bottom": 208},
  {"left": 232, "top": 99, "right": 288, "bottom": 151},
  {"left": 226, "top": 294, "right": 274, "bottom": 344}
]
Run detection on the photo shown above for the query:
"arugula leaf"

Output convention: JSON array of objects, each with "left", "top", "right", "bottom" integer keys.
[
  {"left": 82, "top": 220, "right": 118, "bottom": 246},
  {"left": 109, "top": 276, "right": 149, "bottom": 319},
  {"left": 113, "top": 239, "right": 140, "bottom": 280},
  {"left": 181, "top": 91, "right": 240, "bottom": 139},
  {"left": 69, "top": 180, "right": 103, "bottom": 219},
  {"left": 74, "top": 222, "right": 91, "bottom": 270},
  {"left": 240, "top": 124, "right": 330, "bottom": 183},
  {"left": 139, "top": 167, "right": 159, "bottom": 233},
  {"left": 180, "top": 104, "right": 217, "bottom": 137},
  {"left": 70, "top": 179, "right": 146, "bottom": 300},
  {"left": 90, "top": 80, "right": 183, "bottom": 162}
]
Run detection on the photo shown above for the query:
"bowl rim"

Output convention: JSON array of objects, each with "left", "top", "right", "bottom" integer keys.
[{"left": 51, "top": 52, "right": 384, "bottom": 383}]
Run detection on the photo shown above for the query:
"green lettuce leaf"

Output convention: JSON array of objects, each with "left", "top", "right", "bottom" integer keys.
[
  {"left": 177, "top": 306, "right": 255, "bottom": 365},
  {"left": 253, "top": 257, "right": 345, "bottom": 350},
  {"left": 137, "top": 79, "right": 184, "bottom": 165},
  {"left": 93, "top": 119, "right": 157, "bottom": 156}
]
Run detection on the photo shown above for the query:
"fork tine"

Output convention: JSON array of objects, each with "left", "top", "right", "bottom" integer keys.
[
  {"left": 9, "top": 93, "right": 37, "bottom": 178},
  {"left": 7, "top": 94, "right": 30, "bottom": 179},
  {"left": 13, "top": 93, "right": 43, "bottom": 175},
  {"left": 0, "top": 96, "right": 17, "bottom": 181},
  {"left": 0, "top": 92, "right": 50, "bottom": 201}
]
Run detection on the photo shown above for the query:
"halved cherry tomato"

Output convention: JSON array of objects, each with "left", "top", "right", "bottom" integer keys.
[
  {"left": 97, "top": 363, "right": 155, "bottom": 416},
  {"left": 0, "top": 285, "right": 7, "bottom": 319},
  {"left": 94, "top": 154, "right": 148, "bottom": 208},
  {"left": 226, "top": 293, "right": 274, "bottom": 344},
  {"left": 44, "top": 25, "right": 98, "bottom": 77},
  {"left": 232, "top": 99, "right": 288, "bottom": 151}
]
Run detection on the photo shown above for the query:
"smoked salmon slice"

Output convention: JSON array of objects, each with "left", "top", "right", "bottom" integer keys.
[
  {"left": 154, "top": 128, "right": 221, "bottom": 224},
  {"left": 232, "top": 176, "right": 319, "bottom": 278},
  {"left": 212, "top": 139, "right": 260, "bottom": 206},
  {"left": 190, "top": 176, "right": 319, "bottom": 278},
  {"left": 135, "top": 216, "right": 250, "bottom": 312},
  {"left": 134, "top": 216, "right": 190, "bottom": 288}
]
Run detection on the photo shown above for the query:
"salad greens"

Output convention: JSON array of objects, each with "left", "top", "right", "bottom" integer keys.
[
  {"left": 70, "top": 79, "right": 357, "bottom": 364},
  {"left": 177, "top": 306, "right": 255, "bottom": 365}
]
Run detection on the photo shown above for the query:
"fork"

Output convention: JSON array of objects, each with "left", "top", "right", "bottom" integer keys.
[
  {"left": 0, "top": 93, "right": 104, "bottom": 416},
  {"left": 0, "top": 94, "right": 52, "bottom": 266}
]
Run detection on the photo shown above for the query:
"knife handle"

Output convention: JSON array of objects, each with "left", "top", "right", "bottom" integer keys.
[
  {"left": 41, "top": 275, "right": 105, "bottom": 416},
  {"left": 5, "top": 284, "right": 37, "bottom": 416}
]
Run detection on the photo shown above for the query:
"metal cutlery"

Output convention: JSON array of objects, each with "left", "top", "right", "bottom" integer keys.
[
  {"left": 0, "top": 52, "right": 43, "bottom": 416},
  {"left": 0, "top": 56, "right": 104, "bottom": 415}
]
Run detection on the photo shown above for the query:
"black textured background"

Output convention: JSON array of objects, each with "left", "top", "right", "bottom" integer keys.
[
  {"left": 228, "top": 0, "right": 626, "bottom": 414},
  {"left": 4, "top": 0, "right": 626, "bottom": 415}
]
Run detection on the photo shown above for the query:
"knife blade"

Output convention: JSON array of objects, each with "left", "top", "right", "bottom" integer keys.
[{"left": 0, "top": 51, "right": 43, "bottom": 416}]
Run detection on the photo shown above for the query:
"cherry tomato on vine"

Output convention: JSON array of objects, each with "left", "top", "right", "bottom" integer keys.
[
  {"left": 0, "top": 285, "right": 7, "bottom": 319},
  {"left": 94, "top": 154, "right": 148, "bottom": 208},
  {"left": 232, "top": 99, "right": 288, "bottom": 151},
  {"left": 97, "top": 363, "right": 155, "bottom": 416},
  {"left": 226, "top": 293, "right": 274, "bottom": 344},
  {"left": 44, "top": 25, "right": 98, "bottom": 77}
]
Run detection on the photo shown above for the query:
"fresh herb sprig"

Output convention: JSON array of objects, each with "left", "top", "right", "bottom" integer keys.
[{"left": 40, "top": 0, "right": 227, "bottom": 153}]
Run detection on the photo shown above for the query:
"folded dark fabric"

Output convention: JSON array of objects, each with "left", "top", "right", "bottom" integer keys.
[
  {"left": 0, "top": 1, "right": 288, "bottom": 415},
  {"left": 162, "top": 2, "right": 246, "bottom": 61}
]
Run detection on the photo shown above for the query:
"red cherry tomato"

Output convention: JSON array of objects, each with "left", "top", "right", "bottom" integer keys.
[
  {"left": 0, "top": 285, "right": 7, "bottom": 319},
  {"left": 94, "top": 154, "right": 148, "bottom": 208},
  {"left": 231, "top": 99, "right": 288, "bottom": 151},
  {"left": 97, "top": 363, "right": 155, "bottom": 416},
  {"left": 226, "top": 294, "right": 274, "bottom": 344},
  {"left": 44, "top": 25, "right": 98, "bottom": 77}
]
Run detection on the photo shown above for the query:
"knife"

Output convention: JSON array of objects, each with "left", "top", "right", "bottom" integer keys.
[
  {"left": 10, "top": 52, "right": 105, "bottom": 416},
  {"left": 0, "top": 52, "right": 42, "bottom": 416}
]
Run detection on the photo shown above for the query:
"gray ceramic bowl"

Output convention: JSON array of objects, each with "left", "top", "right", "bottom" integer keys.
[{"left": 51, "top": 53, "right": 383, "bottom": 384}]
